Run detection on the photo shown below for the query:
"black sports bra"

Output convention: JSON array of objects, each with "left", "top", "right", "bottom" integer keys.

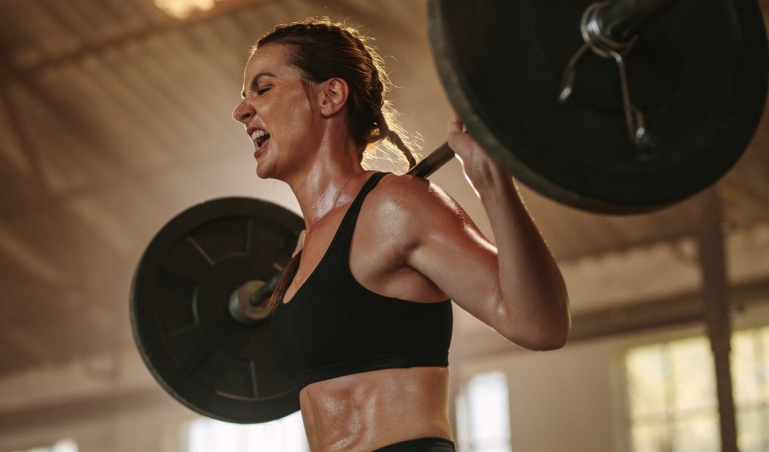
[{"left": 269, "top": 172, "right": 453, "bottom": 391}]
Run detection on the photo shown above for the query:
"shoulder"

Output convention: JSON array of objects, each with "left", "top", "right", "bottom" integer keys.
[
  {"left": 368, "top": 173, "right": 462, "bottom": 219},
  {"left": 362, "top": 173, "right": 474, "bottom": 248}
]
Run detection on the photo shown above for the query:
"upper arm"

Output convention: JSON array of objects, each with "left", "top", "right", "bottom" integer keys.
[{"left": 370, "top": 175, "right": 511, "bottom": 336}]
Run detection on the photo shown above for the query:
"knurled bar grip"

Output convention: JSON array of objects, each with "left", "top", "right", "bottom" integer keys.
[{"left": 406, "top": 142, "right": 455, "bottom": 178}]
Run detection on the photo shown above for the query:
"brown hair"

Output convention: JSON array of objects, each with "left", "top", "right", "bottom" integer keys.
[{"left": 255, "top": 18, "right": 420, "bottom": 313}]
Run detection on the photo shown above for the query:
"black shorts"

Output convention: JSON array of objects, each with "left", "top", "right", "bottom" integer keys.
[{"left": 372, "top": 437, "right": 456, "bottom": 452}]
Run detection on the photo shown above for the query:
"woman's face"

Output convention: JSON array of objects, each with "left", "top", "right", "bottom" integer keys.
[{"left": 232, "top": 44, "right": 319, "bottom": 180}]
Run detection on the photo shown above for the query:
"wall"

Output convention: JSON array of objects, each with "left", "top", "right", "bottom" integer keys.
[
  {"left": 453, "top": 299, "right": 769, "bottom": 452},
  {"left": 3, "top": 303, "right": 769, "bottom": 452}
]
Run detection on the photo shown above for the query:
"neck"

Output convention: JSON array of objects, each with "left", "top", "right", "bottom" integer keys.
[{"left": 285, "top": 132, "right": 366, "bottom": 231}]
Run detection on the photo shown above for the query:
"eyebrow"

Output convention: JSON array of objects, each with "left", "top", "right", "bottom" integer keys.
[{"left": 241, "top": 72, "right": 276, "bottom": 98}]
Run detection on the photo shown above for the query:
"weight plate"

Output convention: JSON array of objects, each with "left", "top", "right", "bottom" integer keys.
[
  {"left": 130, "top": 197, "right": 304, "bottom": 423},
  {"left": 428, "top": 0, "right": 768, "bottom": 214}
]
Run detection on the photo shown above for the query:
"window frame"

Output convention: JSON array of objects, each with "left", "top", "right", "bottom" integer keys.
[{"left": 616, "top": 303, "right": 769, "bottom": 452}]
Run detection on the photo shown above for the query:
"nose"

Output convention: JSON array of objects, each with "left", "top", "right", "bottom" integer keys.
[{"left": 232, "top": 98, "right": 255, "bottom": 124}]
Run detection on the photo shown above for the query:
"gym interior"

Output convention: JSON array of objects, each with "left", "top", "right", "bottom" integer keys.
[{"left": 1, "top": 0, "right": 769, "bottom": 451}]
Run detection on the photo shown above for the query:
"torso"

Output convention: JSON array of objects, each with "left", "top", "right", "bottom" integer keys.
[{"left": 282, "top": 172, "right": 453, "bottom": 452}]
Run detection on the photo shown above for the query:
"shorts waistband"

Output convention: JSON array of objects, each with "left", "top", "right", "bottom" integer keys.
[{"left": 372, "top": 437, "right": 456, "bottom": 452}]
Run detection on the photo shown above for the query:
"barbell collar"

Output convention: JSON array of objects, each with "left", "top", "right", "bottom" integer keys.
[
  {"left": 597, "top": 0, "right": 682, "bottom": 43},
  {"left": 249, "top": 272, "right": 282, "bottom": 307}
]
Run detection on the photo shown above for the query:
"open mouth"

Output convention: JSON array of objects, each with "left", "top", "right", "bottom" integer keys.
[{"left": 251, "top": 130, "right": 271, "bottom": 148}]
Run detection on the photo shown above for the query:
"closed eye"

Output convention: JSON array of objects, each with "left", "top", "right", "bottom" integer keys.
[{"left": 257, "top": 86, "right": 271, "bottom": 95}]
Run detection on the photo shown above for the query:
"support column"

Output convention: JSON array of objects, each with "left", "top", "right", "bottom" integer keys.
[{"left": 696, "top": 188, "right": 738, "bottom": 452}]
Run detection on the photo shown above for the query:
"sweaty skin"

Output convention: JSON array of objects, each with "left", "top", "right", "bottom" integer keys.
[
  {"left": 233, "top": 40, "right": 569, "bottom": 452},
  {"left": 281, "top": 173, "right": 455, "bottom": 452},
  {"left": 299, "top": 368, "right": 451, "bottom": 452}
]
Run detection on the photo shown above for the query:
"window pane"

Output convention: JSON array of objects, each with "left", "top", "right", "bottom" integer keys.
[
  {"left": 762, "top": 329, "right": 769, "bottom": 403},
  {"left": 629, "top": 326, "right": 769, "bottom": 452},
  {"left": 1, "top": 441, "right": 78, "bottom": 452},
  {"left": 187, "top": 411, "right": 308, "bottom": 452},
  {"left": 626, "top": 344, "right": 668, "bottom": 419},
  {"left": 671, "top": 412, "right": 719, "bottom": 452},
  {"left": 51, "top": 440, "right": 78, "bottom": 452},
  {"left": 736, "top": 407, "right": 768, "bottom": 452},
  {"left": 732, "top": 330, "right": 762, "bottom": 406},
  {"left": 631, "top": 421, "right": 671, "bottom": 452},
  {"left": 669, "top": 337, "right": 715, "bottom": 413},
  {"left": 456, "top": 371, "right": 511, "bottom": 452}
]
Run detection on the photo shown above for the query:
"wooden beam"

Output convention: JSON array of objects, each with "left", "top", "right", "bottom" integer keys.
[
  {"left": 718, "top": 181, "right": 769, "bottom": 220},
  {"left": 0, "top": 86, "right": 50, "bottom": 196},
  {"left": 452, "top": 276, "right": 769, "bottom": 360},
  {"left": 696, "top": 188, "right": 738, "bottom": 452},
  {"left": 13, "top": 0, "right": 270, "bottom": 75},
  {"left": 0, "top": 386, "right": 178, "bottom": 441}
]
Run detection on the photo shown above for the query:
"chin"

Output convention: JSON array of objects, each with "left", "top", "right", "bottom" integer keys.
[
  {"left": 254, "top": 157, "right": 285, "bottom": 182},
  {"left": 255, "top": 163, "right": 273, "bottom": 180}
]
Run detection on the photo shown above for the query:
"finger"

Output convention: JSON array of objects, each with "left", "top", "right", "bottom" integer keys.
[
  {"left": 447, "top": 127, "right": 476, "bottom": 155},
  {"left": 447, "top": 114, "right": 465, "bottom": 135}
]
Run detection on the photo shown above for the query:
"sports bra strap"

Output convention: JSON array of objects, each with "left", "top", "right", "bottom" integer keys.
[{"left": 333, "top": 171, "right": 388, "bottom": 259}]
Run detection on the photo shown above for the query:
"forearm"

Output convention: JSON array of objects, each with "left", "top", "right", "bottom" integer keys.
[{"left": 475, "top": 166, "right": 571, "bottom": 349}]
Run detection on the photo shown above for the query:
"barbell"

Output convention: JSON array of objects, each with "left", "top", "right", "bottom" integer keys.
[{"left": 131, "top": 0, "right": 769, "bottom": 423}]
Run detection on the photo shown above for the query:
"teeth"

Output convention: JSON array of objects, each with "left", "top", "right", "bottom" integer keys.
[{"left": 250, "top": 130, "right": 270, "bottom": 142}]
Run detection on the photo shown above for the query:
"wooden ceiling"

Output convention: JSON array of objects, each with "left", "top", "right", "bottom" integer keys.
[{"left": 1, "top": 0, "right": 768, "bottom": 375}]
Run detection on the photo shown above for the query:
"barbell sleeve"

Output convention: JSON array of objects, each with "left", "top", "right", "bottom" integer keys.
[
  {"left": 249, "top": 273, "right": 283, "bottom": 306},
  {"left": 597, "top": 0, "right": 682, "bottom": 42}
]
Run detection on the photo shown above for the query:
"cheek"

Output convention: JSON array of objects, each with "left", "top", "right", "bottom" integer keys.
[
  {"left": 273, "top": 93, "right": 314, "bottom": 149},
  {"left": 284, "top": 90, "right": 314, "bottom": 129}
]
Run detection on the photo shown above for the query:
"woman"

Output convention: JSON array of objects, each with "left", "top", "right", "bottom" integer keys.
[{"left": 232, "top": 18, "right": 570, "bottom": 452}]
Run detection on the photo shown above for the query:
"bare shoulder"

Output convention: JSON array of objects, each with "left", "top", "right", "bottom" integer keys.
[
  {"left": 369, "top": 173, "right": 463, "bottom": 219},
  {"left": 362, "top": 173, "right": 482, "bottom": 249}
]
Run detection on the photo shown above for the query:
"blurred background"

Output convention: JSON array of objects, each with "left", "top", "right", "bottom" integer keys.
[{"left": 2, "top": 0, "right": 769, "bottom": 451}]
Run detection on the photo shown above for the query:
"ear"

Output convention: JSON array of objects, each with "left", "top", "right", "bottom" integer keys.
[{"left": 318, "top": 78, "right": 349, "bottom": 117}]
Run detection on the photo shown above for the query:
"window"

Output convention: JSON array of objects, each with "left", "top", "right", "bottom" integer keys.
[
  {"left": 186, "top": 411, "right": 308, "bottom": 452},
  {"left": 731, "top": 327, "right": 769, "bottom": 451},
  {"left": 625, "top": 337, "right": 719, "bottom": 452},
  {"left": 1, "top": 439, "right": 78, "bottom": 452},
  {"left": 456, "top": 371, "right": 512, "bottom": 452},
  {"left": 624, "top": 325, "right": 769, "bottom": 452}
]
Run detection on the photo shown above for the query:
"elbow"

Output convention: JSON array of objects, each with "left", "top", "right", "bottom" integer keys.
[
  {"left": 496, "top": 292, "right": 571, "bottom": 351},
  {"left": 501, "top": 313, "right": 571, "bottom": 351},
  {"left": 534, "top": 294, "right": 571, "bottom": 350},
  {"left": 542, "top": 314, "right": 571, "bottom": 350},
  {"left": 533, "top": 331, "right": 568, "bottom": 351},
  {"left": 538, "top": 314, "right": 571, "bottom": 350},
  {"left": 500, "top": 325, "right": 569, "bottom": 351}
]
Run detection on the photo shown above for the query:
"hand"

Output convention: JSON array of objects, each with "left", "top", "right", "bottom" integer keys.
[{"left": 447, "top": 114, "right": 508, "bottom": 194}]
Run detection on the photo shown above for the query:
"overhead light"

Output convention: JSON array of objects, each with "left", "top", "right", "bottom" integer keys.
[{"left": 153, "top": 0, "right": 223, "bottom": 19}]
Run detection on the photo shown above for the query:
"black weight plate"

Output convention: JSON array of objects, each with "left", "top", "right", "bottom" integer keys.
[
  {"left": 130, "top": 197, "right": 304, "bottom": 423},
  {"left": 428, "top": 0, "right": 768, "bottom": 214}
]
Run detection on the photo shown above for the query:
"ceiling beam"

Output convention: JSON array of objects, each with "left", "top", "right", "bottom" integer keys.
[
  {"left": 13, "top": 0, "right": 271, "bottom": 75},
  {"left": 451, "top": 275, "right": 769, "bottom": 360},
  {"left": 718, "top": 181, "right": 769, "bottom": 220},
  {"left": 0, "top": 86, "right": 51, "bottom": 196},
  {"left": 0, "top": 387, "right": 176, "bottom": 442}
]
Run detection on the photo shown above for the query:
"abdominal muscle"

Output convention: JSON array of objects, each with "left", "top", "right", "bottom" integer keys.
[{"left": 298, "top": 366, "right": 452, "bottom": 452}]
